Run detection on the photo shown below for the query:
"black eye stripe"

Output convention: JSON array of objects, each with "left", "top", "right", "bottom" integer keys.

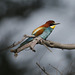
[{"left": 50, "top": 24, "right": 54, "bottom": 26}]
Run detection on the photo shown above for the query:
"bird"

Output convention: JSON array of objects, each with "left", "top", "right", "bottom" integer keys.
[{"left": 19, "top": 20, "right": 60, "bottom": 48}]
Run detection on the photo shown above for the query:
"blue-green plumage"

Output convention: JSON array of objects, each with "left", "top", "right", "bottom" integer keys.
[
  {"left": 39, "top": 27, "right": 53, "bottom": 39},
  {"left": 19, "top": 37, "right": 34, "bottom": 47},
  {"left": 19, "top": 27, "right": 53, "bottom": 47}
]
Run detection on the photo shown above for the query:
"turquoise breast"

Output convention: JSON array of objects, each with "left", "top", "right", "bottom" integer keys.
[{"left": 39, "top": 27, "right": 53, "bottom": 39}]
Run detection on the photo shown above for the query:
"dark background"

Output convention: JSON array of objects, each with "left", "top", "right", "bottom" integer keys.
[{"left": 0, "top": 0, "right": 75, "bottom": 75}]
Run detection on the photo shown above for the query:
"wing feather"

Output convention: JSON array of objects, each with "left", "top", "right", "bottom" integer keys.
[{"left": 32, "top": 27, "right": 46, "bottom": 36}]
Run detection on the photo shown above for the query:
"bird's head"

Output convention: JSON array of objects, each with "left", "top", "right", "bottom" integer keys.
[{"left": 46, "top": 20, "right": 60, "bottom": 29}]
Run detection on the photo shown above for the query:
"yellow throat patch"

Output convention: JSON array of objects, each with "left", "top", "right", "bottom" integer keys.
[{"left": 50, "top": 25, "right": 56, "bottom": 29}]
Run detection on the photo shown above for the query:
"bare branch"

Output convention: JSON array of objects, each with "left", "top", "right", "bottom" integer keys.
[
  {"left": 9, "top": 35, "right": 35, "bottom": 48},
  {"left": 42, "top": 40, "right": 75, "bottom": 50},
  {"left": 1, "top": 35, "right": 35, "bottom": 52},
  {"left": 36, "top": 62, "right": 50, "bottom": 75},
  {"left": 8, "top": 34, "right": 75, "bottom": 56},
  {"left": 11, "top": 37, "right": 41, "bottom": 53}
]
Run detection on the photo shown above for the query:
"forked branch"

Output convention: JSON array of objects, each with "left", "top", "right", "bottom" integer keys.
[{"left": 3, "top": 34, "right": 75, "bottom": 56}]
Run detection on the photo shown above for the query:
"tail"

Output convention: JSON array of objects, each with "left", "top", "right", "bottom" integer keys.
[
  {"left": 10, "top": 37, "right": 34, "bottom": 54},
  {"left": 19, "top": 37, "right": 34, "bottom": 48}
]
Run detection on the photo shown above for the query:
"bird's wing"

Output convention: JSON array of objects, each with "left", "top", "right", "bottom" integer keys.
[{"left": 32, "top": 26, "right": 46, "bottom": 37}]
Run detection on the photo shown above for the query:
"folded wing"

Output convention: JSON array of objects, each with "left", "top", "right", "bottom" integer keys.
[{"left": 32, "top": 26, "right": 46, "bottom": 36}]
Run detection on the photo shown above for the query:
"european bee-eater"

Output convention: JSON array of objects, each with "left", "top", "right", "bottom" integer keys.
[{"left": 19, "top": 20, "right": 60, "bottom": 47}]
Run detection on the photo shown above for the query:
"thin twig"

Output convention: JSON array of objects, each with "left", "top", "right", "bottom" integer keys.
[
  {"left": 36, "top": 62, "right": 50, "bottom": 75},
  {"left": 49, "top": 64, "right": 63, "bottom": 75}
]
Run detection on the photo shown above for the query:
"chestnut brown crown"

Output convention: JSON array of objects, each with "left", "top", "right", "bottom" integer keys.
[{"left": 45, "top": 20, "right": 55, "bottom": 26}]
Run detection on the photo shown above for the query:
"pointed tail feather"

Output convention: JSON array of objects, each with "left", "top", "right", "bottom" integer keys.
[{"left": 19, "top": 37, "right": 34, "bottom": 48}]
